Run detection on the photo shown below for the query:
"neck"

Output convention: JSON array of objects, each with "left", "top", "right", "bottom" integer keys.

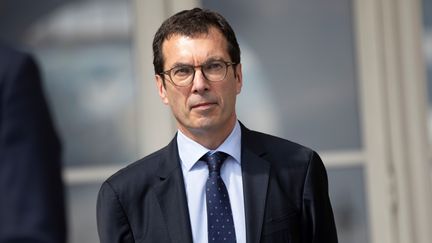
[{"left": 178, "top": 117, "right": 237, "bottom": 150}]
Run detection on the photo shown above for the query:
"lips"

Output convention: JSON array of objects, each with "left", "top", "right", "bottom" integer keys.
[{"left": 191, "top": 102, "right": 217, "bottom": 110}]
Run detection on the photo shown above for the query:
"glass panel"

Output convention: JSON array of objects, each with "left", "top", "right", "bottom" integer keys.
[
  {"left": 35, "top": 43, "right": 137, "bottom": 166},
  {"left": 67, "top": 183, "right": 101, "bottom": 243},
  {"left": 202, "top": 0, "right": 361, "bottom": 151},
  {"left": 328, "top": 166, "right": 369, "bottom": 243},
  {"left": 25, "top": 0, "right": 138, "bottom": 167}
]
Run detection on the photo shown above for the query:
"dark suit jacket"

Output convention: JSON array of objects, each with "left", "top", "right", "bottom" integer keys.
[
  {"left": 97, "top": 124, "right": 338, "bottom": 243},
  {"left": 0, "top": 45, "right": 66, "bottom": 243}
]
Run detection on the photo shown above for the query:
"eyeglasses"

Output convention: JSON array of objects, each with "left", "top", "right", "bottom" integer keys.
[{"left": 160, "top": 60, "right": 236, "bottom": 87}]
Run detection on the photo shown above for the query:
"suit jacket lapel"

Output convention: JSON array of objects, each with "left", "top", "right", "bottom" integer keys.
[
  {"left": 153, "top": 136, "right": 193, "bottom": 243},
  {"left": 241, "top": 125, "right": 270, "bottom": 243}
]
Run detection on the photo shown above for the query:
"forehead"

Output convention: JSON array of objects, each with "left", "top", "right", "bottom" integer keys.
[{"left": 161, "top": 27, "right": 229, "bottom": 67}]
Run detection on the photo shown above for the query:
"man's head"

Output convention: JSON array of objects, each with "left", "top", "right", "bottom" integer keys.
[
  {"left": 152, "top": 8, "right": 243, "bottom": 148},
  {"left": 152, "top": 8, "right": 241, "bottom": 80}
]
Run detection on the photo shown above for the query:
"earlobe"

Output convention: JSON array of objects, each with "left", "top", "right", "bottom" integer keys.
[{"left": 156, "top": 75, "right": 169, "bottom": 105}]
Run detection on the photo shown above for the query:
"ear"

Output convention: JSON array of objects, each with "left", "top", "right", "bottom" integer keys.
[
  {"left": 235, "top": 63, "right": 243, "bottom": 94},
  {"left": 156, "top": 75, "right": 169, "bottom": 105}
]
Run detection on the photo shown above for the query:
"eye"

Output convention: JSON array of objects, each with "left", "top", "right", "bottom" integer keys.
[
  {"left": 204, "top": 61, "right": 224, "bottom": 73},
  {"left": 172, "top": 66, "right": 193, "bottom": 78}
]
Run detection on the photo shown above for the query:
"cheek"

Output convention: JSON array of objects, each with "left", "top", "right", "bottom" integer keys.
[
  {"left": 221, "top": 89, "right": 238, "bottom": 109},
  {"left": 167, "top": 91, "right": 188, "bottom": 113}
]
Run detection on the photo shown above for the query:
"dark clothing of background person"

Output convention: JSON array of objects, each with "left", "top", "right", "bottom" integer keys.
[{"left": 0, "top": 45, "right": 66, "bottom": 243}]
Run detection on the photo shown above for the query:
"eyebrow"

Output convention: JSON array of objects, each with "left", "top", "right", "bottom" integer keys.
[
  {"left": 168, "top": 57, "right": 226, "bottom": 69},
  {"left": 170, "top": 62, "right": 191, "bottom": 69}
]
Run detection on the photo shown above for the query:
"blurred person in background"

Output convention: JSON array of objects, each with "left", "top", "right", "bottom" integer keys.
[
  {"left": 97, "top": 8, "right": 337, "bottom": 243},
  {"left": 0, "top": 43, "right": 66, "bottom": 243}
]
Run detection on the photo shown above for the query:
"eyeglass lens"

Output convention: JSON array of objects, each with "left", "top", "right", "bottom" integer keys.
[{"left": 169, "top": 60, "right": 229, "bottom": 86}]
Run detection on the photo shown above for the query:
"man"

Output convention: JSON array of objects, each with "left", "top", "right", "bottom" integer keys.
[
  {"left": 0, "top": 44, "right": 66, "bottom": 243},
  {"left": 97, "top": 8, "right": 338, "bottom": 243}
]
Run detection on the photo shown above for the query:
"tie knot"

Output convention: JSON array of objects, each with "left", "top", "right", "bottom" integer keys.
[{"left": 201, "top": 151, "right": 228, "bottom": 174}]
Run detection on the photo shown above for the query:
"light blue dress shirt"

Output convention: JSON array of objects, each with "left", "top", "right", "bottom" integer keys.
[{"left": 177, "top": 121, "right": 246, "bottom": 243}]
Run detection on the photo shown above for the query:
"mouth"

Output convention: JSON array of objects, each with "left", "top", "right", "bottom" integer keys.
[{"left": 191, "top": 102, "right": 217, "bottom": 110}]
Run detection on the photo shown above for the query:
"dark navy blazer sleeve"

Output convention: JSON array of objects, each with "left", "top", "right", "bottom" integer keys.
[
  {"left": 97, "top": 181, "right": 134, "bottom": 243},
  {"left": 301, "top": 151, "right": 338, "bottom": 243}
]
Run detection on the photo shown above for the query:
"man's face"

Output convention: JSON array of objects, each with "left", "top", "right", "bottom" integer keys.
[{"left": 156, "top": 27, "right": 242, "bottom": 137}]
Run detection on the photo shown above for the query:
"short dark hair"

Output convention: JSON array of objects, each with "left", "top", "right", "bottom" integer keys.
[{"left": 152, "top": 8, "right": 241, "bottom": 76}]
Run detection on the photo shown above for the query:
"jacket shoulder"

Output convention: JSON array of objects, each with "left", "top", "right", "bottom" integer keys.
[
  {"left": 102, "top": 145, "right": 170, "bottom": 193},
  {"left": 244, "top": 128, "right": 316, "bottom": 157}
]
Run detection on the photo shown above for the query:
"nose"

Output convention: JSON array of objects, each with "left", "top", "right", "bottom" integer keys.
[{"left": 191, "top": 68, "right": 210, "bottom": 93}]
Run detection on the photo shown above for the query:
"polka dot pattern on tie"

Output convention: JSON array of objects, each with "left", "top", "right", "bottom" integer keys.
[{"left": 201, "top": 152, "right": 236, "bottom": 243}]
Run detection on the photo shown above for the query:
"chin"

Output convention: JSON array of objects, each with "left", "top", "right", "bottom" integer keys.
[
  {"left": 184, "top": 118, "right": 221, "bottom": 133},
  {"left": 177, "top": 113, "right": 234, "bottom": 135},
  {"left": 193, "top": 119, "right": 218, "bottom": 130}
]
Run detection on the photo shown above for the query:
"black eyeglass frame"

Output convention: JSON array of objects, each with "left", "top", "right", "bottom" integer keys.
[{"left": 159, "top": 60, "right": 237, "bottom": 87}]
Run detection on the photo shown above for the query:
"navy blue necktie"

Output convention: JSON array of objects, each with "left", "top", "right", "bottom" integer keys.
[{"left": 201, "top": 152, "right": 237, "bottom": 243}]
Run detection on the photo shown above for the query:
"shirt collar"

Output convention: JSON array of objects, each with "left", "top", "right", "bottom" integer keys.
[{"left": 177, "top": 121, "right": 242, "bottom": 172}]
